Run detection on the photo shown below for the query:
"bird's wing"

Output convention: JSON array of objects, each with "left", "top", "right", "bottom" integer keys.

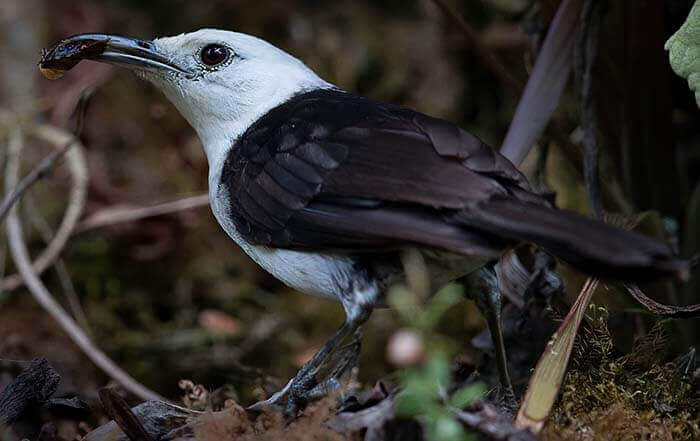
[
  {"left": 219, "top": 88, "right": 531, "bottom": 256},
  {"left": 219, "top": 89, "right": 684, "bottom": 280}
]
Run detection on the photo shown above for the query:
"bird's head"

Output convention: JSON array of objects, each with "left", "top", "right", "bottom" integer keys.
[{"left": 40, "top": 29, "right": 331, "bottom": 169}]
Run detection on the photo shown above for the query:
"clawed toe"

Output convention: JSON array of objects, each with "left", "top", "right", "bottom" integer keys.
[
  {"left": 249, "top": 337, "right": 362, "bottom": 418},
  {"left": 285, "top": 339, "right": 361, "bottom": 416},
  {"left": 247, "top": 377, "right": 294, "bottom": 411},
  {"left": 284, "top": 374, "right": 345, "bottom": 417}
]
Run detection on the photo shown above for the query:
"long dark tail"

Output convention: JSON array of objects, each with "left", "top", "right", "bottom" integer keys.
[{"left": 457, "top": 200, "right": 689, "bottom": 281}]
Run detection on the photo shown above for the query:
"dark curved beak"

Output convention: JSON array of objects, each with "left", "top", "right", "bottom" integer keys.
[{"left": 40, "top": 33, "right": 194, "bottom": 77}]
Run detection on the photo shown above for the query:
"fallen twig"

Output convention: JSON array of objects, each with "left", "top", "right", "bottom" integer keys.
[
  {"left": 327, "top": 388, "right": 537, "bottom": 441},
  {"left": 325, "top": 397, "right": 394, "bottom": 441},
  {"left": 99, "top": 388, "right": 155, "bottom": 441},
  {"left": 76, "top": 193, "right": 209, "bottom": 233},
  {"left": 456, "top": 403, "right": 537, "bottom": 441},
  {"left": 4, "top": 127, "right": 163, "bottom": 402},
  {"left": 83, "top": 400, "right": 198, "bottom": 441}
]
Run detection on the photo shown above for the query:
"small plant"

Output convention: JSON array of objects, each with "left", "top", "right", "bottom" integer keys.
[{"left": 388, "top": 283, "right": 487, "bottom": 441}]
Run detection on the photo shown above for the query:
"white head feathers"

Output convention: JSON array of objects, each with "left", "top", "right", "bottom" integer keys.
[{"left": 146, "top": 29, "right": 332, "bottom": 176}]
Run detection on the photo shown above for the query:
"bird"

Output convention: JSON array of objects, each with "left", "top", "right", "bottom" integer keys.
[{"left": 40, "top": 29, "right": 687, "bottom": 415}]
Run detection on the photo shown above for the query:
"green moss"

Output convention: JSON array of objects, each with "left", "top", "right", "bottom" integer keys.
[
  {"left": 543, "top": 308, "right": 700, "bottom": 440},
  {"left": 666, "top": 0, "right": 700, "bottom": 107}
]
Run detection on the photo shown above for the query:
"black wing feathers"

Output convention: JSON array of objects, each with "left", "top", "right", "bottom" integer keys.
[
  {"left": 454, "top": 199, "right": 687, "bottom": 280},
  {"left": 223, "top": 88, "right": 522, "bottom": 256},
  {"left": 220, "top": 89, "right": 684, "bottom": 279}
]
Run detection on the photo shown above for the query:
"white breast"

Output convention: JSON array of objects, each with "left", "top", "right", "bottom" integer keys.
[{"left": 208, "top": 170, "right": 354, "bottom": 302}]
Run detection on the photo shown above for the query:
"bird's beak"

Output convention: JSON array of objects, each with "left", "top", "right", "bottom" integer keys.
[{"left": 39, "top": 33, "right": 194, "bottom": 78}]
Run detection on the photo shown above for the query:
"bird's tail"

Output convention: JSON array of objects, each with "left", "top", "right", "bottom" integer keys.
[{"left": 455, "top": 200, "right": 689, "bottom": 281}]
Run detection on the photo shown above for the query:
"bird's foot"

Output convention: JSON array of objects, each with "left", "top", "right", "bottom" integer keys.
[
  {"left": 284, "top": 337, "right": 360, "bottom": 417},
  {"left": 248, "top": 337, "right": 361, "bottom": 418},
  {"left": 247, "top": 377, "right": 294, "bottom": 412}
]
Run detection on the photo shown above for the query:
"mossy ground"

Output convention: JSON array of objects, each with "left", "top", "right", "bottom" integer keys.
[{"left": 543, "top": 309, "right": 699, "bottom": 440}]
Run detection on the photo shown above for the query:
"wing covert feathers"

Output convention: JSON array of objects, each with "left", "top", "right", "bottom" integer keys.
[{"left": 221, "top": 89, "right": 687, "bottom": 281}]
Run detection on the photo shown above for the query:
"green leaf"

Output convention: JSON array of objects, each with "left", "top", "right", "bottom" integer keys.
[
  {"left": 449, "top": 383, "right": 487, "bottom": 409},
  {"left": 424, "top": 352, "right": 450, "bottom": 387},
  {"left": 396, "top": 352, "right": 450, "bottom": 416},
  {"left": 396, "top": 389, "right": 439, "bottom": 416},
  {"left": 403, "top": 371, "right": 438, "bottom": 400},
  {"left": 387, "top": 285, "right": 421, "bottom": 325},
  {"left": 665, "top": 0, "right": 700, "bottom": 107},
  {"left": 427, "top": 414, "right": 470, "bottom": 441},
  {"left": 420, "top": 284, "right": 464, "bottom": 330}
]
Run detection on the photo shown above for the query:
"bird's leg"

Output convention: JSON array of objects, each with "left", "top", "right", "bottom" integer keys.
[
  {"left": 303, "top": 327, "right": 363, "bottom": 402},
  {"left": 248, "top": 296, "right": 374, "bottom": 416},
  {"left": 248, "top": 321, "right": 357, "bottom": 413},
  {"left": 467, "top": 265, "right": 516, "bottom": 405},
  {"left": 285, "top": 306, "right": 372, "bottom": 416}
]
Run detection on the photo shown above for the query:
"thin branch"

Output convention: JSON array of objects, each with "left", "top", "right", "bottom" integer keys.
[
  {"left": 0, "top": 140, "right": 75, "bottom": 225},
  {"left": 0, "top": 125, "right": 88, "bottom": 292},
  {"left": 0, "top": 90, "right": 92, "bottom": 292},
  {"left": 622, "top": 283, "right": 700, "bottom": 318},
  {"left": 0, "top": 88, "right": 91, "bottom": 226},
  {"left": 0, "top": 144, "right": 209, "bottom": 292},
  {"left": 55, "top": 258, "right": 93, "bottom": 336},
  {"left": 24, "top": 193, "right": 93, "bottom": 335},
  {"left": 431, "top": 0, "right": 524, "bottom": 92},
  {"left": 76, "top": 193, "right": 210, "bottom": 233},
  {"left": 4, "top": 127, "right": 163, "bottom": 402}
]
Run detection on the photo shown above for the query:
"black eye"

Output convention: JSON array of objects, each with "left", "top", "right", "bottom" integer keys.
[{"left": 200, "top": 44, "right": 228, "bottom": 66}]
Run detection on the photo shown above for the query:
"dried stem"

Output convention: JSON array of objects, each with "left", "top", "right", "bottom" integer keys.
[
  {"left": 515, "top": 276, "right": 599, "bottom": 433},
  {"left": 622, "top": 283, "right": 700, "bottom": 318},
  {"left": 23, "top": 193, "right": 93, "bottom": 335},
  {"left": 0, "top": 137, "right": 75, "bottom": 225},
  {"left": 3, "top": 126, "right": 163, "bottom": 402},
  {"left": 0, "top": 125, "right": 88, "bottom": 291},
  {"left": 76, "top": 193, "right": 209, "bottom": 233}
]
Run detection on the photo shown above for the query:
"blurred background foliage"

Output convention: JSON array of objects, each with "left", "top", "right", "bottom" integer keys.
[{"left": 0, "top": 0, "right": 698, "bottom": 438}]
